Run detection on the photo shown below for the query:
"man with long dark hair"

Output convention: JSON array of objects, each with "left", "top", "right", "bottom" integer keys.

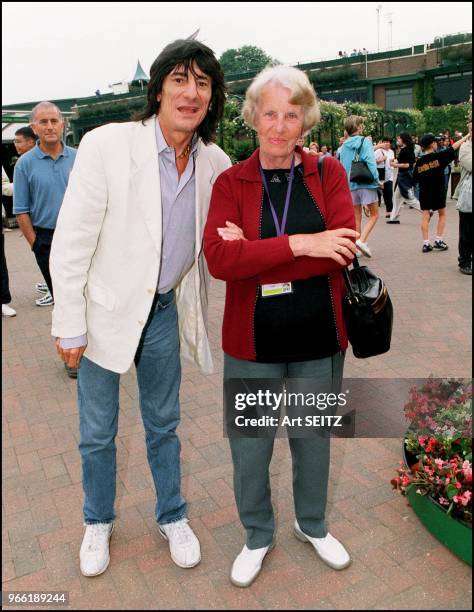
[{"left": 49, "top": 39, "right": 231, "bottom": 577}]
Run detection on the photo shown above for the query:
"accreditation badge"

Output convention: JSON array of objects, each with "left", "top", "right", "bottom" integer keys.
[{"left": 261, "top": 282, "right": 293, "bottom": 298}]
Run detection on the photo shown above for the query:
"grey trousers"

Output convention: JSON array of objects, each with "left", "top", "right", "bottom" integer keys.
[{"left": 224, "top": 351, "right": 345, "bottom": 549}]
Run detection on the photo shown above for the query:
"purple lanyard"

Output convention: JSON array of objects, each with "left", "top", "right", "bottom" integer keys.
[{"left": 259, "top": 157, "right": 295, "bottom": 237}]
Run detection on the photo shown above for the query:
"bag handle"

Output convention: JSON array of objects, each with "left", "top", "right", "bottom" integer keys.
[
  {"left": 318, "top": 154, "right": 361, "bottom": 276},
  {"left": 354, "top": 136, "right": 365, "bottom": 162}
]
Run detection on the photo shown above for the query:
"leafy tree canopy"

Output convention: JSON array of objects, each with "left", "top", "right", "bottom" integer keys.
[{"left": 219, "top": 45, "right": 278, "bottom": 76}]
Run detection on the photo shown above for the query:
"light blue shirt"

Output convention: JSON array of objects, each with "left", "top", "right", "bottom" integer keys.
[
  {"left": 13, "top": 141, "right": 76, "bottom": 228},
  {"left": 155, "top": 117, "right": 197, "bottom": 293}
]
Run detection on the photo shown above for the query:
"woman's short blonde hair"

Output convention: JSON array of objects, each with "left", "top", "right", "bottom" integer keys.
[
  {"left": 242, "top": 65, "right": 320, "bottom": 135},
  {"left": 344, "top": 115, "right": 364, "bottom": 136}
]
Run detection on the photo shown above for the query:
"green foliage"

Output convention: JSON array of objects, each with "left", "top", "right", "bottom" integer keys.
[
  {"left": 233, "top": 140, "right": 255, "bottom": 162},
  {"left": 310, "top": 66, "right": 358, "bottom": 85},
  {"left": 394, "top": 108, "right": 426, "bottom": 135},
  {"left": 413, "top": 81, "right": 425, "bottom": 110},
  {"left": 219, "top": 46, "right": 278, "bottom": 76},
  {"left": 75, "top": 97, "right": 145, "bottom": 120},
  {"left": 422, "top": 103, "right": 471, "bottom": 135},
  {"left": 440, "top": 44, "right": 472, "bottom": 64}
]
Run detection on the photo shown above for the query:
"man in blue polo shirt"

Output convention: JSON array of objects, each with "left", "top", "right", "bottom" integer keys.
[{"left": 13, "top": 101, "right": 76, "bottom": 310}]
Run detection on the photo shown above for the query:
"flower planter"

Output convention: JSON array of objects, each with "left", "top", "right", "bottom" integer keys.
[{"left": 403, "top": 441, "right": 472, "bottom": 566}]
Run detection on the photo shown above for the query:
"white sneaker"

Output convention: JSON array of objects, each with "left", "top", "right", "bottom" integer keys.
[
  {"left": 158, "top": 518, "right": 201, "bottom": 568},
  {"left": 294, "top": 521, "right": 351, "bottom": 570},
  {"left": 356, "top": 240, "right": 372, "bottom": 258},
  {"left": 35, "top": 292, "right": 54, "bottom": 307},
  {"left": 2, "top": 304, "right": 16, "bottom": 317},
  {"left": 35, "top": 281, "right": 48, "bottom": 294},
  {"left": 80, "top": 522, "right": 114, "bottom": 577},
  {"left": 230, "top": 541, "right": 275, "bottom": 587}
]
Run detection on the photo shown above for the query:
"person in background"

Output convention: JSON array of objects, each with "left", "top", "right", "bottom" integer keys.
[
  {"left": 10, "top": 127, "right": 47, "bottom": 294},
  {"left": 13, "top": 126, "right": 37, "bottom": 156},
  {"left": 413, "top": 131, "right": 470, "bottom": 253},
  {"left": 439, "top": 136, "right": 453, "bottom": 201},
  {"left": 1, "top": 167, "right": 16, "bottom": 317},
  {"left": 308, "top": 141, "right": 319, "bottom": 156},
  {"left": 387, "top": 132, "right": 420, "bottom": 224},
  {"left": 339, "top": 115, "right": 380, "bottom": 257},
  {"left": 296, "top": 136, "right": 309, "bottom": 153},
  {"left": 13, "top": 102, "right": 77, "bottom": 376},
  {"left": 380, "top": 138, "right": 395, "bottom": 218},
  {"left": 453, "top": 121, "right": 472, "bottom": 274},
  {"left": 204, "top": 64, "right": 355, "bottom": 589}
]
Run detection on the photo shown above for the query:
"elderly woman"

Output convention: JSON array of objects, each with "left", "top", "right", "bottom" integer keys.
[{"left": 204, "top": 65, "right": 357, "bottom": 587}]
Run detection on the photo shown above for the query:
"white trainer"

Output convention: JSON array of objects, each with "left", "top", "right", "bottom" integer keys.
[
  {"left": 294, "top": 521, "right": 351, "bottom": 570},
  {"left": 2, "top": 304, "right": 16, "bottom": 317},
  {"left": 356, "top": 239, "right": 372, "bottom": 258},
  {"left": 230, "top": 541, "right": 275, "bottom": 587},
  {"left": 35, "top": 281, "right": 48, "bottom": 294},
  {"left": 158, "top": 518, "right": 201, "bottom": 568},
  {"left": 80, "top": 522, "right": 114, "bottom": 577},
  {"left": 35, "top": 292, "right": 54, "bottom": 307}
]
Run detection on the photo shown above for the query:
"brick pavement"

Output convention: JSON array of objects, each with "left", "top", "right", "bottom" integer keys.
[{"left": 2, "top": 201, "right": 472, "bottom": 610}]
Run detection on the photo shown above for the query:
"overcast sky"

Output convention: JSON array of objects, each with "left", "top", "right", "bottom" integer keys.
[{"left": 2, "top": 1, "right": 472, "bottom": 105}]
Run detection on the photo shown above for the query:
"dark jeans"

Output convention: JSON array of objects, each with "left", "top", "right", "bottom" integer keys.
[
  {"left": 32, "top": 227, "right": 54, "bottom": 296},
  {"left": 458, "top": 211, "right": 472, "bottom": 268},
  {"left": 1, "top": 232, "right": 12, "bottom": 304},
  {"left": 383, "top": 180, "right": 393, "bottom": 213}
]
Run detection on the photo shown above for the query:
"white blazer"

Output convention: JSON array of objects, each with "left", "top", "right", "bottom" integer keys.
[{"left": 50, "top": 118, "right": 231, "bottom": 374}]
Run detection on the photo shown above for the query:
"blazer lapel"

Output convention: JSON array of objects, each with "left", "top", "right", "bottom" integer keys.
[
  {"left": 195, "top": 144, "right": 216, "bottom": 256},
  {"left": 130, "top": 118, "right": 162, "bottom": 254}
]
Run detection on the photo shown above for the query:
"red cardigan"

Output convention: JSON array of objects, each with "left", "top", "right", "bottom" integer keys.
[{"left": 203, "top": 147, "right": 356, "bottom": 361}]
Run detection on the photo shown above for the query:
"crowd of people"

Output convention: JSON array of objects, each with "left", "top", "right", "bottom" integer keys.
[
  {"left": 296, "top": 123, "right": 472, "bottom": 267},
  {"left": 1, "top": 37, "right": 472, "bottom": 593}
]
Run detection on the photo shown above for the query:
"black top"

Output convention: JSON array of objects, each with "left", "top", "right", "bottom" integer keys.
[
  {"left": 397, "top": 146, "right": 416, "bottom": 172},
  {"left": 254, "top": 164, "right": 340, "bottom": 363},
  {"left": 413, "top": 146, "right": 456, "bottom": 209}
]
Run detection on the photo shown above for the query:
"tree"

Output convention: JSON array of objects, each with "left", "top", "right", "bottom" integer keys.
[{"left": 219, "top": 45, "right": 278, "bottom": 76}]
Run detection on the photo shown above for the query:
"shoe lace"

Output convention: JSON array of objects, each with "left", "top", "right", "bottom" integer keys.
[
  {"left": 166, "top": 520, "right": 193, "bottom": 546},
  {"left": 84, "top": 524, "right": 110, "bottom": 552}
]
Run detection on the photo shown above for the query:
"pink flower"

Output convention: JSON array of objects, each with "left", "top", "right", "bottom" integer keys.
[
  {"left": 438, "top": 497, "right": 450, "bottom": 506},
  {"left": 434, "top": 459, "right": 445, "bottom": 469},
  {"left": 453, "top": 491, "right": 472, "bottom": 506},
  {"left": 418, "top": 435, "right": 428, "bottom": 446}
]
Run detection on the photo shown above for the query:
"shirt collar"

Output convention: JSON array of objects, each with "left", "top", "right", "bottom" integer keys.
[
  {"left": 34, "top": 140, "right": 68, "bottom": 159},
  {"left": 155, "top": 116, "right": 198, "bottom": 156}
]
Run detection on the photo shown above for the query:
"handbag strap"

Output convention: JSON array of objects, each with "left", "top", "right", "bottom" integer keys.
[
  {"left": 318, "top": 154, "right": 360, "bottom": 282},
  {"left": 354, "top": 136, "right": 365, "bottom": 162}
]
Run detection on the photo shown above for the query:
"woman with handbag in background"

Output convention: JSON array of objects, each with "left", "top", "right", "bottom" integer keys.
[
  {"left": 204, "top": 65, "right": 357, "bottom": 588},
  {"left": 339, "top": 116, "right": 380, "bottom": 258}
]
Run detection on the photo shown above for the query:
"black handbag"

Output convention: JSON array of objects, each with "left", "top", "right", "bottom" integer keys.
[
  {"left": 349, "top": 137, "right": 375, "bottom": 184},
  {"left": 317, "top": 156, "right": 393, "bottom": 359},
  {"left": 342, "top": 257, "right": 393, "bottom": 358}
]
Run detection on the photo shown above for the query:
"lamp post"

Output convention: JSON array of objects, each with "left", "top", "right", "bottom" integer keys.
[{"left": 376, "top": 4, "right": 383, "bottom": 52}]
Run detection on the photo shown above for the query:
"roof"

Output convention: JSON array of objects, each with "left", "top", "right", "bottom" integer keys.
[
  {"left": 132, "top": 60, "right": 149, "bottom": 83},
  {"left": 2, "top": 123, "right": 27, "bottom": 142}
]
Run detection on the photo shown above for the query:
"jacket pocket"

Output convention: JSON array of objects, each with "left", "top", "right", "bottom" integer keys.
[{"left": 86, "top": 282, "right": 116, "bottom": 311}]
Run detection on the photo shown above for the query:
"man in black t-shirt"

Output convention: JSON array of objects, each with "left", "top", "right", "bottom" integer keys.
[{"left": 413, "top": 133, "right": 470, "bottom": 253}]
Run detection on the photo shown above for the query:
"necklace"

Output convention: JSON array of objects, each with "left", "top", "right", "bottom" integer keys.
[{"left": 176, "top": 143, "right": 192, "bottom": 160}]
